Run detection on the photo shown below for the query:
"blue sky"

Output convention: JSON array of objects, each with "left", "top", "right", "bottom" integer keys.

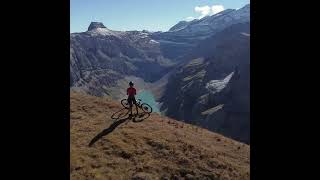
[{"left": 70, "top": 0, "right": 250, "bottom": 33}]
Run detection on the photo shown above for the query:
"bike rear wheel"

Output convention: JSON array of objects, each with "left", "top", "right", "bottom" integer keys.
[{"left": 141, "top": 103, "right": 152, "bottom": 113}]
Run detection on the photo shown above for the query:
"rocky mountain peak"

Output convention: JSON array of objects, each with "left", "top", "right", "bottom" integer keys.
[{"left": 88, "top": 22, "right": 107, "bottom": 31}]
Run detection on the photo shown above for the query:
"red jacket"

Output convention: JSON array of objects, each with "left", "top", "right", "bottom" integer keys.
[{"left": 127, "top": 87, "right": 136, "bottom": 96}]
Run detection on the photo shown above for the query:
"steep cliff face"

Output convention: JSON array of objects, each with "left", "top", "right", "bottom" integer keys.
[{"left": 160, "top": 22, "right": 250, "bottom": 143}]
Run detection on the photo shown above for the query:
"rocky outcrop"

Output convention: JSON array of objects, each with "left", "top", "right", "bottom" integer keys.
[{"left": 87, "top": 22, "right": 107, "bottom": 31}]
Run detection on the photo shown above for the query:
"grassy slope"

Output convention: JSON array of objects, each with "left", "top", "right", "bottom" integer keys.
[{"left": 70, "top": 91, "right": 249, "bottom": 180}]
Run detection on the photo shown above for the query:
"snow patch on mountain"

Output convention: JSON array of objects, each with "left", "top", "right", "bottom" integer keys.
[
  {"left": 241, "top": 32, "right": 250, "bottom": 36},
  {"left": 87, "top": 28, "right": 124, "bottom": 37},
  {"left": 149, "top": 39, "right": 159, "bottom": 44},
  {"left": 206, "top": 72, "right": 234, "bottom": 93},
  {"left": 166, "top": 4, "right": 250, "bottom": 37}
]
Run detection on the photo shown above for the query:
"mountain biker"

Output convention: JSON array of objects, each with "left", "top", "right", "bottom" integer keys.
[{"left": 127, "top": 81, "right": 138, "bottom": 116}]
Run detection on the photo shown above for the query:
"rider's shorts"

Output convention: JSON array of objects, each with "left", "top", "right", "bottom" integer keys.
[{"left": 127, "top": 96, "right": 136, "bottom": 106}]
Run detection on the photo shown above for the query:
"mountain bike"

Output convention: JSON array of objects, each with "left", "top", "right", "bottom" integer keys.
[{"left": 121, "top": 98, "right": 153, "bottom": 113}]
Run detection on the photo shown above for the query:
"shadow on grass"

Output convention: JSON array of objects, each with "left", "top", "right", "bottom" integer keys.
[{"left": 88, "top": 108, "right": 151, "bottom": 147}]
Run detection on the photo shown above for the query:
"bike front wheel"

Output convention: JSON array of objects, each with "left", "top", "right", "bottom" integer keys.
[{"left": 141, "top": 103, "right": 152, "bottom": 113}]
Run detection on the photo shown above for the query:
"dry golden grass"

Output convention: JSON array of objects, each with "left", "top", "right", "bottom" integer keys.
[{"left": 70, "top": 91, "right": 250, "bottom": 180}]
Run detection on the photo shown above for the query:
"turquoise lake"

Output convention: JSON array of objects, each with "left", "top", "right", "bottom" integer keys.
[{"left": 136, "top": 90, "right": 160, "bottom": 113}]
